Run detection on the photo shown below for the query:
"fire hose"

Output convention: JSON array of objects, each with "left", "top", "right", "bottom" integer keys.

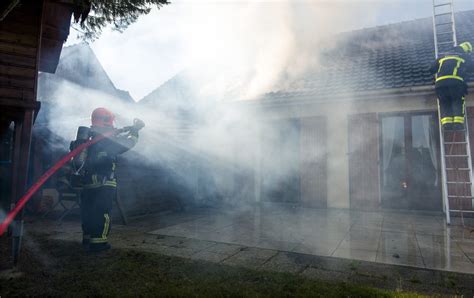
[{"left": 0, "top": 130, "right": 116, "bottom": 236}]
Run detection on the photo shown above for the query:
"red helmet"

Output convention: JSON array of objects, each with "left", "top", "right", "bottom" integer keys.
[{"left": 91, "top": 107, "right": 115, "bottom": 127}]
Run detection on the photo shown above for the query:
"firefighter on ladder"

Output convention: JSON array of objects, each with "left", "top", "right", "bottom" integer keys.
[
  {"left": 71, "top": 107, "right": 144, "bottom": 252},
  {"left": 430, "top": 41, "right": 474, "bottom": 130}
]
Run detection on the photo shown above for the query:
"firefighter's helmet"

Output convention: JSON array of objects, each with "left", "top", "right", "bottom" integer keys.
[
  {"left": 91, "top": 107, "right": 115, "bottom": 127},
  {"left": 459, "top": 41, "right": 473, "bottom": 53}
]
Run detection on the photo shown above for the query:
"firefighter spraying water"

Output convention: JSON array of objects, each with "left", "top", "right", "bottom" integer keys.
[
  {"left": 0, "top": 108, "right": 145, "bottom": 252},
  {"left": 72, "top": 108, "right": 145, "bottom": 252}
]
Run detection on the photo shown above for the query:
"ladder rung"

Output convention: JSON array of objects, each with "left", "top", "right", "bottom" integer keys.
[
  {"left": 435, "top": 22, "right": 454, "bottom": 26},
  {"left": 434, "top": 3, "right": 451, "bottom": 8},
  {"left": 447, "top": 181, "right": 472, "bottom": 184},
  {"left": 449, "top": 210, "right": 474, "bottom": 213},
  {"left": 445, "top": 155, "right": 468, "bottom": 157},
  {"left": 446, "top": 168, "right": 471, "bottom": 171},
  {"left": 448, "top": 195, "right": 474, "bottom": 198},
  {"left": 437, "top": 33, "right": 454, "bottom": 37},
  {"left": 435, "top": 12, "right": 453, "bottom": 17},
  {"left": 438, "top": 41, "right": 455, "bottom": 45},
  {"left": 444, "top": 141, "right": 467, "bottom": 144}
]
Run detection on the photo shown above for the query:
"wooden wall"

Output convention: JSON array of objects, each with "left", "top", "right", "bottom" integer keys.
[
  {"left": 0, "top": 0, "right": 42, "bottom": 105},
  {"left": 0, "top": 0, "right": 73, "bottom": 220}
]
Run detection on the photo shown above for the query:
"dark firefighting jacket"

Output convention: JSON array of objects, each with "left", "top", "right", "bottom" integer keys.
[
  {"left": 82, "top": 127, "right": 138, "bottom": 189},
  {"left": 429, "top": 48, "right": 474, "bottom": 91}
]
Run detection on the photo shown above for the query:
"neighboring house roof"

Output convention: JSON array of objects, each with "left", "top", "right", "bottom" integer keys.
[
  {"left": 38, "top": 43, "right": 134, "bottom": 103},
  {"left": 36, "top": 43, "right": 134, "bottom": 126},
  {"left": 260, "top": 10, "right": 474, "bottom": 101},
  {"left": 139, "top": 71, "right": 201, "bottom": 124},
  {"left": 140, "top": 71, "right": 193, "bottom": 109}
]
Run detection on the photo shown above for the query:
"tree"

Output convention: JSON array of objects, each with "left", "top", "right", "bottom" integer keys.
[{"left": 73, "top": 0, "right": 170, "bottom": 40}]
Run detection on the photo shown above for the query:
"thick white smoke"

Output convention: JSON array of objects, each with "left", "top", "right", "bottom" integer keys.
[
  {"left": 149, "top": 0, "right": 382, "bottom": 100},
  {"left": 82, "top": 0, "right": 474, "bottom": 100},
  {"left": 47, "top": 0, "right": 474, "bottom": 209},
  {"left": 84, "top": 0, "right": 414, "bottom": 101}
]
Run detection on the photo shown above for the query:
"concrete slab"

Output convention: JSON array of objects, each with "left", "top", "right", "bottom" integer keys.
[
  {"left": 221, "top": 247, "right": 278, "bottom": 270},
  {"left": 146, "top": 207, "right": 474, "bottom": 274},
  {"left": 259, "top": 252, "right": 306, "bottom": 273},
  {"left": 205, "top": 242, "right": 244, "bottom": 255},
  {"left": 332, "top": 248, "right": 378, "bottom": 262},
  {"left": 33, "top": 205, "right": 474, "bottom": 276},
  {"left": 191, "top": 250, "right": 231, "bottom": 263}
]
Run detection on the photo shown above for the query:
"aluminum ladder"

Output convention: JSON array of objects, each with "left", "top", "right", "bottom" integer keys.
[
  {"left": 433, "top": 0, "right": 474, "bottom": 224},
  {"left": 432, "top": 0, "right": 457, "bottom": 58}
]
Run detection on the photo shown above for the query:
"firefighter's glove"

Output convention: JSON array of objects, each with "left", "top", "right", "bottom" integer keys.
[{"left": 133, "top": 118, "right": 145, "bottom": 131}]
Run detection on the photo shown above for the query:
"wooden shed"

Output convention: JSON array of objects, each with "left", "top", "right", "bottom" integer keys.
[{"left": 0, "top": 0, "right": 78, "bottom": 263}]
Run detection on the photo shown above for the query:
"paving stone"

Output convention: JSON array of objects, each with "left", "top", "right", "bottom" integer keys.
[
  {"left": 177, "top": 239, "right": 216, "bottom": 251},
  {"left": 205, "top": 243, "right": 244, "bottom": 255},
  {"left": 291, "top": 243, "right": 335, "bottom": 257},
  {"left": 235, "top": 247, "right": 278, "bottom": 260},
  {"left": 150, "top": 245, "right": 197, "bottom": 258},
  {"left": 191, "top": 251, "right": 230, "bottom": 263},
  {"left": 376, "top": 250, "right": 425, "bottom": 267},
  {"left": 143, "top": 235, "right": 188, "bottom": 247},
  {"left": 222, "top": 248, "right": 278, "bottom": 270},
  {"left": 260, "top": 252, "right": 305, "bottom": 273},
  {"left": 255, "top": 239, "right": 299, "bottom": 252},
  {"left": 332, "top": 248, "right": 378, "bottom": 262}
]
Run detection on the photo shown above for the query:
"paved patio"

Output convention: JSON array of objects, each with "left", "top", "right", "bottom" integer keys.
[
  {"left": 147, "top": 205, "right": 474, "bottom": 274},
  {"left": 23, "top": 204, "right": 474, "bottom": 294}
]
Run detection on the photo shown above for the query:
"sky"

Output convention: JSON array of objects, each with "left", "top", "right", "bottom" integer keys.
[{"left": 65, "top": 0, "right": 474, "bottom": 101}]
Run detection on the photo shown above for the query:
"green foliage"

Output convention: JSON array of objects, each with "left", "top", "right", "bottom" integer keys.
[{"left": 73, "top": 0, "right": 170, "bottom": 40}]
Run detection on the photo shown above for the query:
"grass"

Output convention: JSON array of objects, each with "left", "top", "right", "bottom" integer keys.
[{"left": 0, "top": 237, "right": 427, "bottom": 297}]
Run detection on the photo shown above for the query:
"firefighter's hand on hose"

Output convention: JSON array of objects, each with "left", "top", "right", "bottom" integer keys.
[
  {"left": 128, "top": 118, "right": 145, "bottom": 138},
  {"left": 117, "top": 119, "right": 144, "bottom": 140},
  {"left": 132, "top": 118, "right": 145, "bottom": 131},
  {"left": 118, "top": 118, "right": 145, "bottom": 134}
]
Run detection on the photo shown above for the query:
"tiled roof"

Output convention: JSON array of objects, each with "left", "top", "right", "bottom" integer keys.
[
  {"left": 263, "top": 10, "right": 474, "bottom": 101},
  {"left": 38, "top": 44, "right": 135, "bottom": 103}
]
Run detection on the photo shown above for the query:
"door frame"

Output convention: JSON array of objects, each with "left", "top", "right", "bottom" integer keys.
[{"left": 378, "top": 110, "right": 442, "bottom": 211}]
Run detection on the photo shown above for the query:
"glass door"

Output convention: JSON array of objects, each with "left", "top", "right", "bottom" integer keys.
[{"left": 381, "top": 113, "right": 442, "bottom": 211}]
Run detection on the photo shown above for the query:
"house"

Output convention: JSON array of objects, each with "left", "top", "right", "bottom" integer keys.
[{"left": 234, "top": 10, "right": 474, "bottom": 213}]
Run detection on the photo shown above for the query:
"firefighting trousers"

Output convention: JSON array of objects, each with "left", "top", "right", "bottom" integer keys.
[
  {"left": 436, "top": 85, "right": 466, "bottom": 127},
  {"left": 81, "top": 186, "right": 115, "bottom": 246}
]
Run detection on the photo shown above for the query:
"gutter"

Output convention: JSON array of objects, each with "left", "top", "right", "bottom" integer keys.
[{"left": 231, "top": 82, "right": 474, "bottom": 108}]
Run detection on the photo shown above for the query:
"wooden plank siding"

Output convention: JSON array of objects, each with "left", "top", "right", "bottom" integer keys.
[
  {"left": 300, "top": 116, "right": 327, "bottom": 208},
  {"left": 39, "top": 1, "right": 73, "bottom": 72},
  {"left": 0, "top": 0, "right": 41, "bottom": 106},
  {"left": 348, "top": 113, "right": 380, "bottom": 210},
  {"left": 0, "top": 0, "right": 74, "bottom": 222}
]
